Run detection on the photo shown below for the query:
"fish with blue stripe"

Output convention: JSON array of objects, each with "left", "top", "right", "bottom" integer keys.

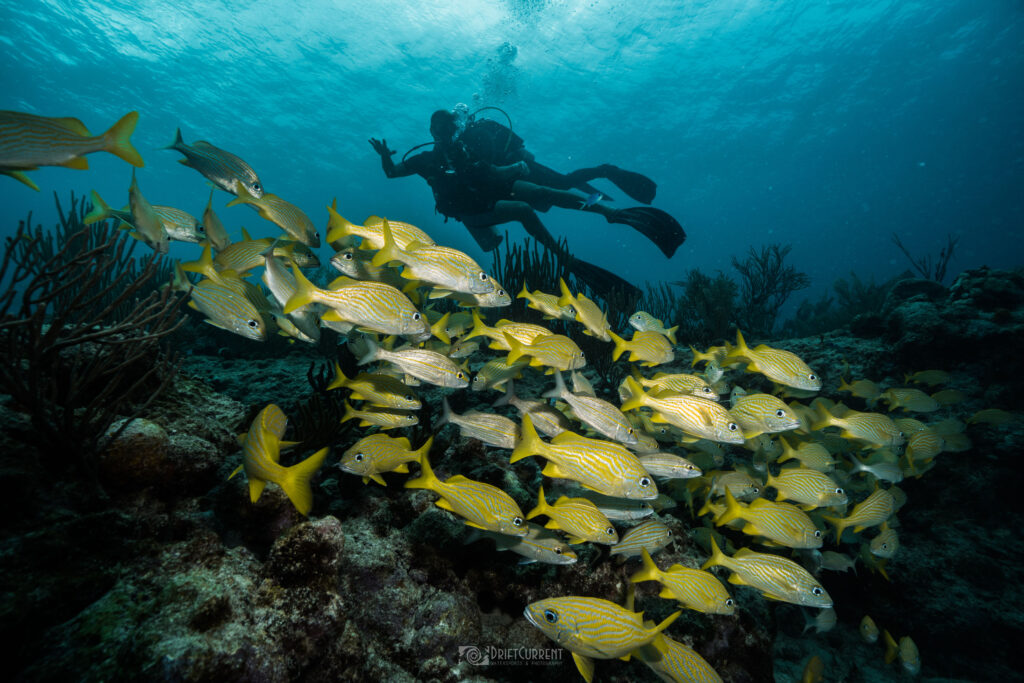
[
  {"left": 163, "top": 127, "right": 263, "bottom": 198},
  {"left": 524, "top": 595, "right": 679, "bottom": 683}
]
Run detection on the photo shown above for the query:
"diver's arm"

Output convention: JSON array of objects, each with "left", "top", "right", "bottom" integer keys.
[{"left": 369, "top": 138, "right": 414, "bottom": 178}]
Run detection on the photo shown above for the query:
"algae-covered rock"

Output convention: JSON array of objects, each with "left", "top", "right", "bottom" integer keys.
[{"left": 98, "top": 417, "right": 170, "bottom": 490}]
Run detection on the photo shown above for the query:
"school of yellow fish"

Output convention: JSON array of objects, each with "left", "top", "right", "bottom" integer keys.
[{"left": 7, "top": 108, "right": 1016, "bottom": 682}]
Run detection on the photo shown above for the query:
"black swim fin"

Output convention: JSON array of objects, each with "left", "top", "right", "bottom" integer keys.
[
  {"left": 607, "top": 207, "right": 686, "bottom": 259},
  {"left": 599, "top": 164, "right": 657, "bottom": 204},
  {"left": 568, "top": 257, "right": 642, "bottom": 304}
]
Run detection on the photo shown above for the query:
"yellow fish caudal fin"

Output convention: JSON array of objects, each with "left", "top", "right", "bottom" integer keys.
[
  {"left": 279, "top": 447, "right": 330, "bottom": 515},
  {"left": 102, "top": 110, "right": 145, "bottom": 167}
]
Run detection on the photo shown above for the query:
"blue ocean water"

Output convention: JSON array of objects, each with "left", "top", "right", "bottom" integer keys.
[{"left": 1, "top": 0, "right": 1022, "bottom": 305}]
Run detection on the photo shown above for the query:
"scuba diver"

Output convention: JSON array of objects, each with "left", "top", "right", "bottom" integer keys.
[{"left": 368, "top": 105, "right": 686, "bottom": 299}]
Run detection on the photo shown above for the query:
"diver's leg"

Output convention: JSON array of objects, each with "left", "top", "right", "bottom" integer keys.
[
  {"left": 564, "top": 164, "right": 657, "bottom": 204},
  {"left": 509, "top": 181, "right": 616, "bottom": 218}
]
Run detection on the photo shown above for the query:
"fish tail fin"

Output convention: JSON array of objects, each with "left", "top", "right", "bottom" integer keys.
[
  {"left": 101, "top": 111, "right": 143, "bottom": 167},
  {"left": 716, "top": 488, "right": 744, "bottom": 526},
  {"left": 619, "top": 376, "right": 647, "bottom": 412},
  {"left": 823, "top": 514, "right": 849, "bottom": 544},
  {"left": 404, "top": 452, "right": 440, "bottom": 491},
  {"left": 883, "top": 629, "right": 898, "bottom": 664},
  {"left": 463, "top": 308, "right": 490, "bottom": 341},
  {"left": 516, "top": 282, "right": 530, "bottom": 300},
  {"left": 525, "top": 485, "right": 549, "bottom": 520},
  {"left": 541, "top": 371, "right": 567, "bottom": 399},
  {"left": 629, "top": 547, "right": 662, "bottom": 584},
  {"left": 649, "top": 611, "right": 681, "bottom": 650},
  {"left": 504, "top": 332, "right": 526, "bottom": 364},
  {"left": 370, "top": 218, "right": 405, "bottom": 268},
  {"left": 493, "top": 378, "right": 516, "bottom": 407},
  {"left": 162, "top": 127, "right": 185, "bottom": 151},
  {"left": 326, "top": 361, "right": 349, "bottom": 391},
  {"left": 356, "top": 337, "right": 380, "bottom": 366},
  {"left": 810, "top": 401, "right": 838, "bottom": 431},
  {"left": 431, "top": 311, "right": 452, "bottom": 345},
  {"left": 688, "top": 345, "right": 704, "bottom": 367},
  {"left": 324, "top": 201, "right": 356, "bottom": 245},
  {"left": 283, "top": 262, "right": 318, "bottom": 314},
  {"left": 608, "top": 329, "right": 628, "bottom": 362},
  {"left": 180, "top": 242, "right": 219, "bottom": 280},
  {"left": 556, "top": 277, "right": 575, "bottom": 309},
  {"left": 510, "top": 414, "right": 541, "bottom": 463},
  {"left": 701, "top": 535, "right": 729, "bottom": 570},
  {"left": 340, "top": 400, "right": 358, "bottom": 424},
  {"left": 169, "top": 262, "right": 193, "bottom": 293},
  {"left": 838, "top": 377, "right": 854, "bottom": 393},
  {"left": 412, "top": 436, "right": 434, "bottom": 463},
  {"left": 722, "top": 329, "right": 749, "bottom": 365},
  {"left": 83, "top": 189, "right": 112, "bottom": 225},
  {"left": 279, "top": 446, "right": 328, "bottom": 515},
  {"left": 665, "top": 325, "right": 678, "bottom": 345},
  {"left": 437, "top": 397, "right": 454, "bottom": 428}
]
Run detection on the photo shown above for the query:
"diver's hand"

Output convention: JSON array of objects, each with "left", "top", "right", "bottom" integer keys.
[{"left": 369, "top": 138, "right": 395, "bottom": 158}]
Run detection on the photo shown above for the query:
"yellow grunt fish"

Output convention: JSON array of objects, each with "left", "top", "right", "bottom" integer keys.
[
  {"left": 405, "top": 453, "right": 527, "bottom": 536},
  {"left": 339, "top": 434, "right": 432, "bottom": 485},
  {"left": 358, "top": 338, "right": 469, "bottom": 388},
  {"left": 493, "top": 379, "right": 571, "bottom": 437},
  {"left": 464, "top": 309, "right": 552, "bottom": 349},
  {"left": 340, "top": 401, "right": 418, "bottom": 430},
  {"left": 202, "top": 190, "right": 231, "bottom": 251},
  {"left": 838, "top": 377, "right": 882, "bottom": 402},
  {"left": 524, "top": 596, "right": 678, "bottom": 683},
  {"left": 860, "top": 614, "right": 879, "bottom": 643},
  {"left": 776, "top": 436, "right": 836, "bottom": 472},
  {"left": 438, "top": 397, "right": 520, "bottom": 449},
  {"left": 505, "top": 332, "right": 586, "bottom": 372},
  {"left": 635, "top": 634, "right": 724, "bottom": 683},
  {"left": 1, "top": 109, "right": 142, "bottom": 190},
  {"left": 471, "top": 357, "right": 529, "bottom": 391},
  {"left": 127, "top": 169, "right": 170, "bottom": 254},
  {"left": 609, "top": 516, "right": 674, "bottom": 558},
  {"left": 823, "top": 488, "right": 896, "bottom": 542},
  {"left": 630, "top": 547, "right": 735, "bottom": 614},
  {"left": 557, "top": 278, "right": 611, "bottom": 341},
  {"left": 229, "top": 404, "right": 328, "bottom": 515},
  {"left": 372, "top": 220, "right": 501, "bottom": 295},
  {"left": 639, "top": 372, "right": 719, "bottom": 400},
  {"left": 164, "top": 128, "right": 262, "bottom": 198},
  {"left": 228, "top": 185, "right": 320, "bottom": 247},
  {"left": 469, "top": 521, "right": 578, "bottom": 565},
  {"left": 812, "top": 402, "right": 905, "bottom": 449},
  {"left": 620, "top": 376, "right": 744, "bottom": 444},
  {"left": 904, "top": 369, "right": 949, "bottom": 386},
  {"left": 628, "top": 311, "right": 678, "bottom": 344},
  {"left": 84, "top": 189, "right": 203, "bottom": 243},
  {"left": 724, "top": 330, "right": 821, "bottom": 391},
  {"left": 609, "top": 329, "right": 675, "bottom": 366},
  {"left": 716, "top": 489, "right": 823, "bottom": 549},
  {"left": 526, "top": 486, "right": 618, "bottom": 545},
  {"left": 637, "top": 453, "right": 701, "bottom": 479},
  {"left": 286, "top": 266, "right": 429, "bottom": 340},
  {"left": 869, "top": 523, "right": 900, "bottom": 559},
  {"left": 544, "top": 371, "right": 637, "bottom": 445},
  {"left": 327, "top": 363, "right": 420, "bottom": 410},
  {"left": 517, "top": 283, "right": 574, "bottom": 320},
  {"left": 703, "top": 537, "right": 833, "bottom": 608},
  {"left": 728, "top": 392, "right": 802, "bottom": 438},
  {"left": 511, "top": 415, "right": 658, "bottom": 500},
  {"left": 879, "top": 387, "right": 940, "bottom": 413},
  {"left": 326, "top": 205, "right": 435, "bottom": 250},
  {"left": 766, "top": 467, "right": 847, "bottom": 510}
]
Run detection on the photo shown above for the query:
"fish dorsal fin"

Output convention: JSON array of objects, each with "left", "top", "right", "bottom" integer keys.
[
  {"left": 551, "top": 431, "right": 584, "bottom": 445},
  {"left": 446, "top": 474, "right": 472, "bottom": 485}
]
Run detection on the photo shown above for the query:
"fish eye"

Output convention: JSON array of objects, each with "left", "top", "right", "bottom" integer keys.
[
  {"left": 639, "top": 502, "right": 650, "bottom": 509},
  {"left": 881, "top": 543, "right": 888, "bottom": 550},
  {"left": 554, "top": 547, "right": 563, "bottom": 555},
  {"left": 512, "top": 516, "right": 523, "bottom": 527},
  {"left": 405, "top": 394, "right": 414, "bottom": 401},
  {"left": 413, "top": 312, "right": 421, "bottom": 321},
  {"left": 478, "top": 272, "right": 488, "bottom": 281},
  {"left": 686, "top": 464, "right": 696, "bottom": 470},
  {"left": 835, "top": 487, "right": 844, "bottom": 495},
  {"left": 343, "top": 252, "right": 353, "bottom": 260},
  {"left": 726, "top": 598, "right": 734, "bottom": 607},
  {"left": 775, "top": 409, "right": 786, "bottom": 418},
  {"left": 579, "top": 351, "right": 585, "bottom": 358},
  {"left": 406, "top": 415, "right": 416, "bottom": 421},
  {"left": 606, "top": 527, "right": 615, "bottom": 535},
  {"left": 354, "top": 453, "right": 364, "bottom": 462},
  {"left": 814, "top": 530, "right": 822, "bottom": 538},
  {"left": 252, "top": 182, "right": 262, "bottom": 193},
  {"left": 544, "top": 609, "right": 558, "bottom": 624},
  {"left": 627, "top": 427, "right": 634, "bottom": 435},
  {"left": 197, "top": 224, "right": 206, "bottom": 233},
  {"left": 457, "top": 371, "right": 466, "bottom": 380},
  {"left": 702, "top": 387, "right": 712, "bottom": 393},
  {"left": 247, "top": 319, "right": 259, "bottom": 328},
  {"left": 497, "top": 289, "right": 506, "bottom": 296},
  {"left": 751, "top": 486, "right": 760, "bottom": 493},
  {"left": 728, "top": 423, "right": 739, "bottom": 432},
  {"left": 639, "top": 477, "right": 651, "bottom": 488},
  {"left": 812, "top": 587, "right": 824, "bottom": 596}
]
